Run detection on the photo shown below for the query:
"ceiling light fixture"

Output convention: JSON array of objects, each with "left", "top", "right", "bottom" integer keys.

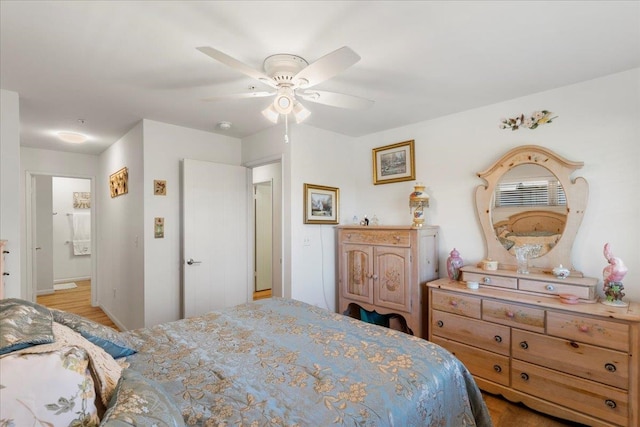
[
  {"left": 217, "top": 121, "right": 232, "bottom": 130},
  {"left": 57, "top": 131, "right": 88, "bottom": 144}
]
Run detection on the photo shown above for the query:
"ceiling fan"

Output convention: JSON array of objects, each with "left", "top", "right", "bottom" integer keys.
[{"left": 196, "top": 46, "right": 374, "bottom": 127}]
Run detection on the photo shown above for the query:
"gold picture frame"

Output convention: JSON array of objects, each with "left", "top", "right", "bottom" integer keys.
[
  {"left": 304, "top": 183, "right": 339, "bottom": 224},
  {"left": 372, "top": 139, "right": 416, "bottom": 185},
  {"left": 109, "top": 167, "right": 129, "bottom": 198}
]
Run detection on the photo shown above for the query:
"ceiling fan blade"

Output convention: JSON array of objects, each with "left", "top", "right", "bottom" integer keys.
[
  {"left": 293, "top": 46, "right": 361, "bottom": 88},
  {"left": 297, "top": 90, "right": 374, "bottom": 110},
  {"left": 202, "top": 91, "right": 275, "bottom": 102},
  {"left": 197, "top": 46, "right": 277, "bottom": 88}
]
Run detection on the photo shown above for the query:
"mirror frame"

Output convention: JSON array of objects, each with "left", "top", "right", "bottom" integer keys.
[{"left": 475, "top": 145, "right": 588, "bottom": 273}]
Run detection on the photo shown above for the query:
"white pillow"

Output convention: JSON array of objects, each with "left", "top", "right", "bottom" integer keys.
[{"left": 0, "top": 348, "right": 100, "bottom": 426}]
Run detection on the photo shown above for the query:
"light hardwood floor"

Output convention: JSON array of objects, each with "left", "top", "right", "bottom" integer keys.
[{"left": 39, "top": 282, "right": 584, "bottom": 427}]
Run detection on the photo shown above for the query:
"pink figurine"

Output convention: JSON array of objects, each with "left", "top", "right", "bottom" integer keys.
[{"left": 602, "top": 243, "right": 628, "bottom": 285}]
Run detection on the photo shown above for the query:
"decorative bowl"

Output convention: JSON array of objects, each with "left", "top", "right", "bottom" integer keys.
[{"left": 552, "top": 264, "right": 570, "bottom": 279}]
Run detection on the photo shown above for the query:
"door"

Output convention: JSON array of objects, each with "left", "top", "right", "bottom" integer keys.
[
  {"left": 373, "top": 246, "right": 412, "bottom": 312},
  {"left": 254, "top": 181, "right": 272, "bottom": 292},
  {"left": 341, "top": 244, "right": 374, "bottom": 304},
  {"left": 182, "top": 159, "right": 249, "bottom": 318},
  {"left": 34, "top": 175, "right": 54, "bottom": 294}
]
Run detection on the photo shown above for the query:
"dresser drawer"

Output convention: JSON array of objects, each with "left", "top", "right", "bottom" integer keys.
[
  {"left": 431, "top": 289, "right": 481, "bottom": 318},
  {"left": 512, "top": 329, "right": 629, "bottom": 389},
  {"left": 431, "top": 310, "right": 510, "bottom": 355},
  {"left": 462, "top": 271, "right": 517, "bottom": 289},
  {"left": 432, "top": 336, "right": 510, "bottom": 386},
  {"left": 547, "top": 311, "right": 630, "bottom": 352},
  {"left": 340, "top": 230, "right": 411, "bottom": 247},
  {"left": 518, "top": 278, "right": 595, "bottom": 300},
  {"left": 512, "top": 360, "right": 628, "bottom": 426},
  {"left": 482, "top": 299, "right": 545, "bottom": 333}
]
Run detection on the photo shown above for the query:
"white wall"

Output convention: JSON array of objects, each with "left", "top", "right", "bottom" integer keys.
[
  {"left": 351, "top": 68, "right": 640, "bottom": 301},
  {"left": 97, "top": 123, "right": 145, "bottom": 329},
  {"left": 141, "top": 119, "right": 241, "bottom": 327},
  {"left": 20, "top": 147, "right": 98, "bottom": 301},
  {"left": 0, "top": 89, "right": 21, "bottom": 298},
  {"left": 52, "top": 177, "right": 92, "bottom": 282}
]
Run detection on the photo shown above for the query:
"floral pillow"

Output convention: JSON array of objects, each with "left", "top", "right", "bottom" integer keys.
[
  {"left": 0, "top": 298, "right": 54, "bottom": 355},
  {"left": 51, "top": 309, "right": 137, "bottom": 359},
  {"left": 100, "top": 368, "right": 185, "bottom": 427},
  {"left": 0, "top": 347, "right": 100, "bottom": 426}
]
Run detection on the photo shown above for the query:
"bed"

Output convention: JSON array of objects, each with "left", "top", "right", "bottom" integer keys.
[
  {"left": 0, "top": 297, "right": 492, "bottom": 427},
  {"left": 493, "top": 210, "right": 565, "bottom": 256}
]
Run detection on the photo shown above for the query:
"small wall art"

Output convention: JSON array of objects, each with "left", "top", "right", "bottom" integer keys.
[
  {"left": 154, "top": 179, "right": 167, "bottom": 196},
  {"left": 154, "top": 217, "right": 165, "bottom": 238},
  {"left": 372, "top": 140, "right": 415, "bottom": 185},
  {"left": 109, "top": 167, "right": 128, "bottom": 198},
  {"left": 304, "top": 183, "right": 339, "bottom": 224},
  {"left": 73, "top": 192, "right": 91, "bottom": 209}
]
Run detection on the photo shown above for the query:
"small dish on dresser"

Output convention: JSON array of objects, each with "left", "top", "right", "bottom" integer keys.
[
  {"left": 559, "top": 294, "right": 579, "bottom": 304},
  {"left": 466, "top": 281, "right": 480, "bottom": 290},
  {"left": 552, "top": 264, "right": 571, "bottom": 279}
]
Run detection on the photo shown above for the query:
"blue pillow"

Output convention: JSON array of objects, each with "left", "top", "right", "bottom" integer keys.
[
  {"left": 100, "top": 368, "right": 185, "bottom": 427},
  {"left": 51, "top": 309, "right": 136, "bottom": 358},
  {"left": 0, "top": 299, "right": 54, "bottom": 355}
]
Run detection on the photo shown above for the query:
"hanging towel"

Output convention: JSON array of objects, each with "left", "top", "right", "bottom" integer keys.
[{"left": 72, "top": 212, "right": 91, "bottom": 255}]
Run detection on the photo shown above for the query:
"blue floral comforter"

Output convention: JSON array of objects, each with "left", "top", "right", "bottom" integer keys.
[{"left": 124, "top": 298, "right": 492, "bottom": 426}]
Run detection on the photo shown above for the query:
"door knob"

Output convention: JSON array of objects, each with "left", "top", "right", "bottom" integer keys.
[{"left": 186, "top": 258, "right": 202, "bottom": 265}]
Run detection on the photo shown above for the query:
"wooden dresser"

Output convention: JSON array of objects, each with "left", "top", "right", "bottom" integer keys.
[
  {"left": 427, "top": 269, "right": 640, "bottom": 427},
  {"left": 337, "top": 225, "right": 438, "bottom": 338}
]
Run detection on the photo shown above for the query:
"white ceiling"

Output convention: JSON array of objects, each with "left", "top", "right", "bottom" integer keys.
[{"left": 1, "top": 1, "right": 639, "bottom": 155}]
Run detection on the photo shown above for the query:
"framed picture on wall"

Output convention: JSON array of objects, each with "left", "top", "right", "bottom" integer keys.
[
  {"left": 109, "top": 167, "right": 128, "bottom": 198},
  {"left": 372, "top": 139, "right": 415, "bottom": 185},
  {"left": 304, "top": 183, "right": 339, "bottom": 224},
  {"left": 73, "top": 192, "right": 91, "bottom": 208}
]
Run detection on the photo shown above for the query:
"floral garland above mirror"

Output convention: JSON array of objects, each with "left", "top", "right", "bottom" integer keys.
[{"left": 500, "top": 110, "right": 557, "bottom": 131}]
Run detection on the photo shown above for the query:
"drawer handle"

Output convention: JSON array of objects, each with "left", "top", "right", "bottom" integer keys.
[
  {"left": 346, "top": 234, "right": 352, "bottom": 239},
  {"left": 605, "top": 399, "right": 617, "bottom": 409},
  {"left": 605, "top": 363, "right": 617, "bottom": 372},
  {"left": 394, "top": 235, "right": 401, "bottom": 241},
  {"left": 519, "top": 341, "right": 528, "bottom": 349},
  {"left": 545, "top": 284, "right": 555, "bottom": 291},
  {"left": 579, "top": 325, "right": 590, "bottom": 333},
  {"left": 494, "top": 335, "right": 502, "bottom": 343},
  {"left": 372, "top": 274, "right": 378, "bottom": 280},
  {"left": 450, "top": 300, "right": 458, "bottom": 307},
  {"left": 570, "top": 341, "right": 580, "bottom": 349},
  {"left": 520, "top": 373, "right": 529, "bottom": 381},
  {"left": 437, "top": 320, "right": 444, "bottom": 328},
  {"left": 506, "top": 311, "right": 515, "bottom": 318},
  {"left": 493, "top": 365, "right": 502, "bottom": 373},
  {"left": 482, "top": 277, "right": 491, "bottom": 284}
]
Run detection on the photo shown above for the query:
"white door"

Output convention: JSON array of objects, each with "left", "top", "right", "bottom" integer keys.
[
  {"left": 182, "top": 159, "right": 249, "bottom": 318},
  {"left": 254, "top": 181, "right": 272, "bottom": 292},
  {"left": 34, "top": 175, "right": 54, "bottom": 294}
]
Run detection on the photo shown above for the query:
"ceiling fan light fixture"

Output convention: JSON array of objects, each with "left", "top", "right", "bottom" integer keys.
[
  {"left": 262, "top": 104, "right": 280, "bottom": 123},
  {"left": 56, "top": 131, "right": 88, "bottom": 144},
  {"left": 293, "top": 102, "right": 311, "bottom": 123},
  {"left": 273, "top": 92, "right": 294, "bottom": 115}
]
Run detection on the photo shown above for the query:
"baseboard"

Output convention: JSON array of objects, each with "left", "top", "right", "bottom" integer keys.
[
  {"left": 37, "top": 289, "right": 54, "bottom": 296},
  {"left": 99, "top": 303, "right": 127, "bottom": 332},
  {"left": 54, "top": 276, "right": 90, "bottom": 284}
]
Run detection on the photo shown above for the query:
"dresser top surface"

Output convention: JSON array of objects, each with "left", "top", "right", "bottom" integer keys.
[{"left": 428, "top": 278, "right": 640, "bottom": 322}]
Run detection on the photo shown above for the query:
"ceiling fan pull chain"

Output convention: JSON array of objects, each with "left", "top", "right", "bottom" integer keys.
[{"left": 284, "top": 114, "right": 290, "bottom": 143}]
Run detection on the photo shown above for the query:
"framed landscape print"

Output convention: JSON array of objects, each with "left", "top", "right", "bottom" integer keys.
[
  {"left": 304, "top": 183, "right": 339, "bottom": 224},
  {"left": 372, "top": 139, "right": 415, "bottom": 185}
]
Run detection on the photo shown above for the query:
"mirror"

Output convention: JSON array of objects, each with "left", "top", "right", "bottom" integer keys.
[
  {"left": 475, "top": 145, "right": 588, "bottom": 273},
  {"left": 492, "top": 164, "right": 566, "bottom": 258}
]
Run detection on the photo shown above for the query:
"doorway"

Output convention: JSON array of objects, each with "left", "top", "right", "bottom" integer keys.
[
  {"left": 252, "top": 162, "right": 282, "bottom": 300},
  {"left": 26, "top": 173, "right": 96, "bottom": 306}
]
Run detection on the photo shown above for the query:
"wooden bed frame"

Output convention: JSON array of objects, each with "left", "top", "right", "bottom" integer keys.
[{"left": 493, "top": 210, "right": 566, "bottom": 235}]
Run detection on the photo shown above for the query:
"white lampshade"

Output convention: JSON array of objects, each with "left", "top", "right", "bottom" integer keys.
[
  {"left": 293, "top": 102, "right": 311, "bottom": 123},
  {"left": 261, "top": 104, "right": 280, "bottom": 123}
]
